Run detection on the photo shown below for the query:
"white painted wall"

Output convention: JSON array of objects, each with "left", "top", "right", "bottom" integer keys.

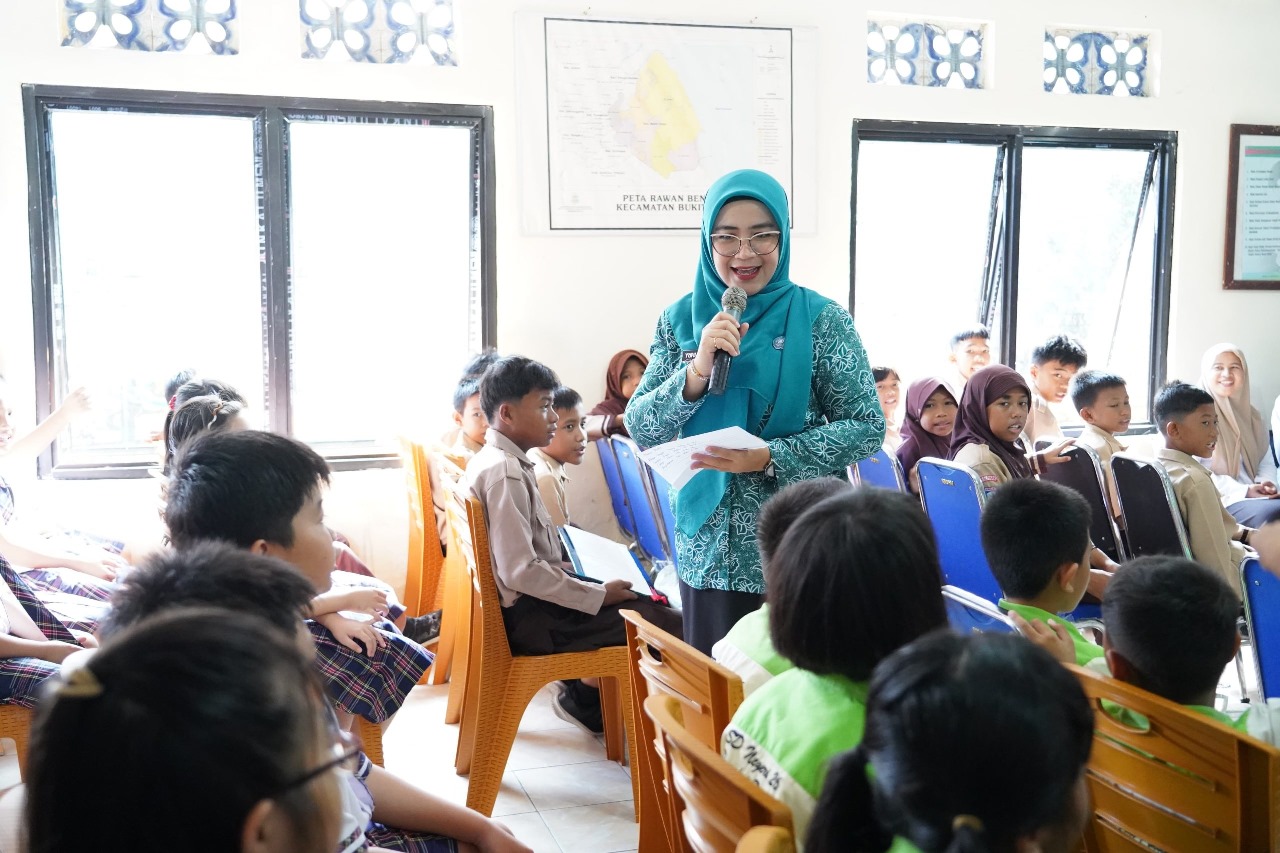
[{"left": 1, "top": 0, "right": 1277, "bottom": 584}]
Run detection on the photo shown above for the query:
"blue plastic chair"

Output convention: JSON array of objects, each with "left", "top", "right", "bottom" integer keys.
[
  {"left": 1110, "top": 453, "right": 1192, "bottom": 559},
  {"left": 849, "top": 447, "right": 906, "bottom": 492},
  {"left": 916, "top": 457, "right": 1001, "bottom": 603},
  {"left": 1241, "top": 556, "right": 1280, "bottom": 701},
  {"left": 595, "top": 438, "right": 636, "bottom": 541},
  {"left": 647, "top": 467, "right": 678, "bottom": 568},
  {"left": 942, "top": 586, "right": 1013, "bottom": 635},
  {"left": 611, "top": 437, "right": 669, "bottom": 563}
]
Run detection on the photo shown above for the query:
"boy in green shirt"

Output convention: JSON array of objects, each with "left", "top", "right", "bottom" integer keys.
[{"left": 981, "top": 478, "right": 1103, "bottom": 667}]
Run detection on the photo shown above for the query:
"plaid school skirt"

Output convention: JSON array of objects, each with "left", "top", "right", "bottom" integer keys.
[
  {"left": 349, "top": 753, "right": 458, "bottom": 852},
  {"left": 0, "top": 559, "right": 80, "bottom": 707},
  {"left": 308, "top": 620, "right": 433, "bottom": 723}
]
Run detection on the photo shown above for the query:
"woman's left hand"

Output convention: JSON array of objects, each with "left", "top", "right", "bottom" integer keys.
[
  {"left": 1247, "top": 481, "right": 1278, "bottom": 499},
  {"left": 690, "top": 445, "right": 771, "bottom": 474}
]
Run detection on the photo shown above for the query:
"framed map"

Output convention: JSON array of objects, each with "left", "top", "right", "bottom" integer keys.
[{"left": 518, "top": 16, "right": 816, "bottom": 232}]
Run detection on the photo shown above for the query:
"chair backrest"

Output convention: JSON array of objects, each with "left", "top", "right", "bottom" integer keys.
[
  {"left": 916, "top": 457, "right": 1001, "bottom": 603},
  {"left": 612, "top": 436, "right": 670, "bottom": 563},
  {"left": 645, "top": 694, "right": 794, "bottom": 853},
  {"left": 1109, "top": 453, "right": 1192, "bottom": 559},
  {"left": 398, "top": 437, "right": 428, "bottom": 613},
  {"left": 649, "top": 467, "right": 679, "bottom": 567},
  {"left": 735, "top": 826, "right": 795, "bottom": 853},
  {"left": 849, "top": 447, "right": 906, "bottom": 491},
  {"left": 1241, "top": 556, "right": 1280, "bottom": 701},
  {"left": 596, "top": 438, "right": 638, "bottom": 540},
  {"left": 942, "top": 585, "right": 1014, "bottom": 635},
  {"left": 1070, "top": 663, "right": 1280, "bottom": 852},
  {"left": 445, "top": 488, "right": 514, "bottom": 663},
  {"left": 1040, "top": 443, "right": 1126, "bottom": 562}
]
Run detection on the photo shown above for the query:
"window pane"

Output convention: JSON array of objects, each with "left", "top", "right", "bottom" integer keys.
[
  {"left": 287, "top": 119, "right": 478, "bottom": 450},
  {"left": 1015, "top": 147, "right": 1155, "bottom": 422},
  {"left": 854, "top": 140, "right": 1002, "bottom": 382},
  {"left": 48, "top": 109, "right": 265, "bottom": 465}
]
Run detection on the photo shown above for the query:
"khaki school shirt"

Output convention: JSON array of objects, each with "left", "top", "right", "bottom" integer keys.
[
  {"left": 466, "top": 429, "right": 606, "bottom": 614},
  {"left": 1156, "top": 448, "right": 1249, "bottom": 596},
  {"left": 1077, "top": 424, "right": 1127, "bottom": 520},
  {"left": 429, "top": 431, "right": 483, "bottom": 544},
  {"left": 951, "top": 442, "right": 1012, "bottom": 498},
  {"left": 1025, "top": 390, "right": 1062, "bottom": 445},
  {"left": 528, "top": 446, "right": 571, "bottom": 528}
]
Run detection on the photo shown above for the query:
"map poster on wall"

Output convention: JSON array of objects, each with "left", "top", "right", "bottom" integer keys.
[
  {"left": 535, "top": 17, "right": 802, "bottom": 231},
  {"left": 1225, "top": 124, "right": 1280, "bottom": 290}
]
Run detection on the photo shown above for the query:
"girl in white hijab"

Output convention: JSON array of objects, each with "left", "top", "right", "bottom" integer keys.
[{"left": 1199, "top": 343, "right": 1280, "bottom": 527}]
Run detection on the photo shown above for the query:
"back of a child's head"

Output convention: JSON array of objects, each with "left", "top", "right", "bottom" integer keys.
[
  {"left": 950, "top": 326, "right": 990, "bottom": 348},
  {"left": 460, "top": 349, "right": 501, "bottom": 382},
  {"left": 1070, "top": 370, "right": 1127, "bottom": 412},
  {"left": 1031, "top": 335, "right": 1088, "bottom": 369},
  {"left": 981, "top": 478, "right": 1091, "bottom": 599},
  {"left": 807, "top": 632, "right": 1093, "bottom": 853},
  {"left": 163, "top": 368, "right": 199, "bottom": 403},
  {"left": 1152, "top": 381, "right": 1213, "bottom": 436},
  {"left": 25, "top": 608, "right": 341, "bottom": 853},
  {"left": 101, "top": 541, "right": 316, "bottom": 641},
  {"left": 164, "top": 394, "right": 246, "bottom": 475},
  {"left": 768, "top": 489, "right": 946, "bottom": 682},
  {"left": 479, "top": 356, "right": 560, "bottom": 422},
  {"left": 174, "top": 377, "right": 246, "bottom": 408},
  {"left": 165, "top": 429, "right": 330, "bottom": 551},
  {"left": 756, "top": 477, "right": 850, "bottom": 567},
  {"left": 1102, "top": 555, "right": 1238, "bottom": 704},
  {"left": 552, "top": 385, "right": 583, "bottom": 411}
]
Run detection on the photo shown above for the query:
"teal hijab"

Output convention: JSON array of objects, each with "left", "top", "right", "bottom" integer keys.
[{"left": 668, "top": 169, "right": 827, "bottom": 535}]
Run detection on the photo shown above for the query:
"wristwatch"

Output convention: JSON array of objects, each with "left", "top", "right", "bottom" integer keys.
[{"left": 762, "top": 455, "right": 776, "bottom": 479}]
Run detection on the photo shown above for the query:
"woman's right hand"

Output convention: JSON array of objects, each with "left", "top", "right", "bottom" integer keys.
[{"left": 695, "top": 312, "right": 750, "bottom": 376}]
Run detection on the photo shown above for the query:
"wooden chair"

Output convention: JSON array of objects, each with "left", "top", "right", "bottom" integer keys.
[
  {"left": 623, "top": 609, "right": 745, "bottom": 853},
  {"left": 1069, "top": 664, "right": 1280, "bottom": 851},
  {"left": 355, "top": 715, "right": 385, "bottom": 767},
  {"left": 0, "top": 705, "right": 33, "bottom": 779},
  {"left": 451, "top": 494, "right": 639, "bottom": 816},
  {"left": 735, "top": 827, "right": 795, "bottom": 853},
  {"left": 645, "top": 694, "right": 793, "bottom": 853}
]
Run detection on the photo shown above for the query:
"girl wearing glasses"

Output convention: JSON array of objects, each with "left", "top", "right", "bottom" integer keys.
[{"left": 627, "top": 169, "right": 884, "bottom": 654}]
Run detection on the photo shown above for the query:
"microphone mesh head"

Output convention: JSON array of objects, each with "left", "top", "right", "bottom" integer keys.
[{"left": 721, "top": 286, "right": 748, "bottom": 313}]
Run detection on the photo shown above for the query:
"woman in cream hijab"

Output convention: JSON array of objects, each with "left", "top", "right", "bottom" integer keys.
[{"left": 1199, "top": 344, "right": 1280, "bottom": 527}]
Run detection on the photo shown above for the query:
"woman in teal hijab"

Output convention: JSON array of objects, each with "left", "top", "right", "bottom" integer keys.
[{"left": 627, "top": 170, "right": 884, "bottom": 653}]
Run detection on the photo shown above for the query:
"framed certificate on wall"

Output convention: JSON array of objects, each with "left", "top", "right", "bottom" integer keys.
[{"left": 1225, "top": 124, "right": 1280, "bottom": 289}]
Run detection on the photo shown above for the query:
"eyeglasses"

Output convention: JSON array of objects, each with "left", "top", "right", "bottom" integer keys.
[
  {"left": 709, "top": 230, "right": 781, "bottom": 257},
  {"left": 275, "top": 727, "right": 361, "bottom": 796}
]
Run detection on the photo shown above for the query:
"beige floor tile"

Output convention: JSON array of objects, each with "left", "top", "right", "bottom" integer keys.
[
  {"left": 516, "top": 760, "right": 633, "bottom": 811},
  {"left": 520, "top": 683, "right": 578, "bottom": 733},
  {"left": 539, "top": 800, "right": 639, "bottom": 853},
  {"left": 496, "top": 812, "right": 563, "bottom": 853},
  {"left": 506, "top": 726, "right": 609, "bottom": 772}
]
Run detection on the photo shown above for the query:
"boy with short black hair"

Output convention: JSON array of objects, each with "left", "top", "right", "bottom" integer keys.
[
  {"left": 528, "top": 386, "right": 588, "bottom": 528},
  {"left": 981, "top": 477, "right": 1103, "bottom": 667},
  {"left": 468, "top": 356, "right": 681, "bottom": 731},
  {"left": 1026, "top": 335, "right": 1088, "bottom": 443},
  {"left": 1071, "top": 370, "right": 1132, "bottom": 522},
  {"left": 1103, "top": 555, "right": 1279, "bottom": 742},
  {"left": 430, "top": 350, "right": 502, "bottom": 546},
  {"left": 712, "top": 477, "right": 850, "bottom": 696},
  {"left": 1154, "top": 382, "right": 1254, "bottom": 595},
  {"left": 944, "top": 326, "right": 992, "bottom": 395}
]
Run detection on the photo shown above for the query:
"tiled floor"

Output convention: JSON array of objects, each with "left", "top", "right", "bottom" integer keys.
[{"left": 383, "top": 682, "right": 638, "bottom": 853}]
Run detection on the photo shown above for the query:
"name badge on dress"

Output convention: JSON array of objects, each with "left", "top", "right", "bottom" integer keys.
[{"left": 681, "top": 350, "right": 697, "bottom": 363}]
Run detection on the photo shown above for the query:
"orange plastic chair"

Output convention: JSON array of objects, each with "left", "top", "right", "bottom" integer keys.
[
  {"left": 623, "top": 609, "right": 745, "bottom": 853},
  {"left": 450, "top": 494, "right": 639, "bottom": 816},
  {"left": 439, "top": 467, "right": 476, "bottom": 725},
  {"left": 644, "top": 694, "right": 793, "bottom": 853},
  {"left": 0, "top": 705, "right": 33, "bottom": 779},
  {"left": 355, "top": 715, "right": 385, "bottom": 767},
  {"left": 1070, "top": 664, "right": 1280, "bottom": 851},
  {"left": 735, "top": 827, "right": 795, "bottom": 853},
  {"left": 397, "top": 437, "right": 445, "bottom": 621}
]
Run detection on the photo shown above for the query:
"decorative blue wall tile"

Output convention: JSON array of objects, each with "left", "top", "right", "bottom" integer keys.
[
  {"left": 300, "top": 0, "right": 456, "bottom": 65},
  {"left": 1044, "top": 28, "right": 1150, "bottom": 96},
  {"left": 868, "top": 17, "right": 986, "bottom": 89},
  {"left": 61, "top": 0, "right": 237, "bottom": 54}
]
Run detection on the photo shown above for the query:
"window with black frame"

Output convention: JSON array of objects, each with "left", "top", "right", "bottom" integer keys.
[
  {"left": 23, "top": 86, "right": 495, "bottom": 477},
  {"left": 851, "top": 121, "right": 1175, "bottom": 427}
]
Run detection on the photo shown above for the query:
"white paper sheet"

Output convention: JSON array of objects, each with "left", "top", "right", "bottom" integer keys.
[
  {"left": 638, "top": 426, "right": 768, "bottom": 492},
  {"left": 560, "top": 526, "right": 652, "bottom": 591}
]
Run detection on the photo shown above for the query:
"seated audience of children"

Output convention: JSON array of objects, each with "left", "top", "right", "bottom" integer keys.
[
  {"left": 1153, "top": 381, "right": 1255, "bottom": 595},
  {"left": 872, "top": 367, "right": 902, "bottom": 450},
  {"left": 1102, "top": 555, "right": 1279, "bottom": 743},
  {"left": 528, "top": 386, "right": 589, "bottom": 528},
  {"left": 712, "top": 477, "right": 850, "bottom": 697},
  {"left": 894, "top": 377, "right": 957, "bottom": 495},
  {"left": 1198, "top": 344, "right": 1280, "bottom": 527},
  {"left": 586, "top": 348, "right": 648, "bottom": 440},
  {"left": 720, "top": 488, "right": 947, "bottom": 840},
  {"left": 1070, "top": 370, "right": 1131, "bottom": 523},
  {"left": 1025, "top": 335, "right": 1088, "bottom": 444},
  {"left": 466, "top": 355, "right": 681, "bottom": 733},
  {"left": 807, "top": 632, "right": 1093, "bottom": 853}
]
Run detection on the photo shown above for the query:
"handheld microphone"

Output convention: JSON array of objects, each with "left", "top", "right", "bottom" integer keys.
[{"left": 708, "top": 286, "right": 748, "bottom": 396}]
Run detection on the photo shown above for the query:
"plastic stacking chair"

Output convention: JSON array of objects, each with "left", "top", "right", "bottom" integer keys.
[
  {"left": 613, "top": 436, "right": 671, "bottom": 563},
  {"left": 450, "top": 495, "right": 638, "bottom": 816},
  {"left": 1241, "top": 556, "right": 1280, "bottom": 701},
  {"left": 645, "top": 694, "right": 793, "bottom": 853},
  {"left": 1040, "top": 444, "right": 1127, "bottom": 563},
  {"left": 432, "top": 456, "right": 473, "bottom": 707},
  {"left": 1109, "top": 453, "right": 1192, "bottom": 559},
  {"left": 916, "top": 458, "right": 1000, "bottom": 603},
  {"left": 397, "top": 437, "right": 446, "bottom": 619},
  {"left": 355, "top": 716, "right": 385, "bottom": 767},
  {"left": 623, "top": 609, "right": 745, "bottom": 853},
  {"left": 0, "top": 705, "right": 33, "bottom": 779},
  {"left": 597, "top": 438, "right": 638, "bottom": 542},
  {"left": 1070, "top": 663, "right": 1280, "bottom": 852},
  {"left": 849, "top": 447, "right": 906, "bottom": 491},
  {"left": 942, "top": 585, "right": 1013, "bottom": 635},
  {"left": 735, "top": 827, "right": 795, "bottom": 853},
  {"left": 649, "top": 467, "right": 679, "bottom": 567}
]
